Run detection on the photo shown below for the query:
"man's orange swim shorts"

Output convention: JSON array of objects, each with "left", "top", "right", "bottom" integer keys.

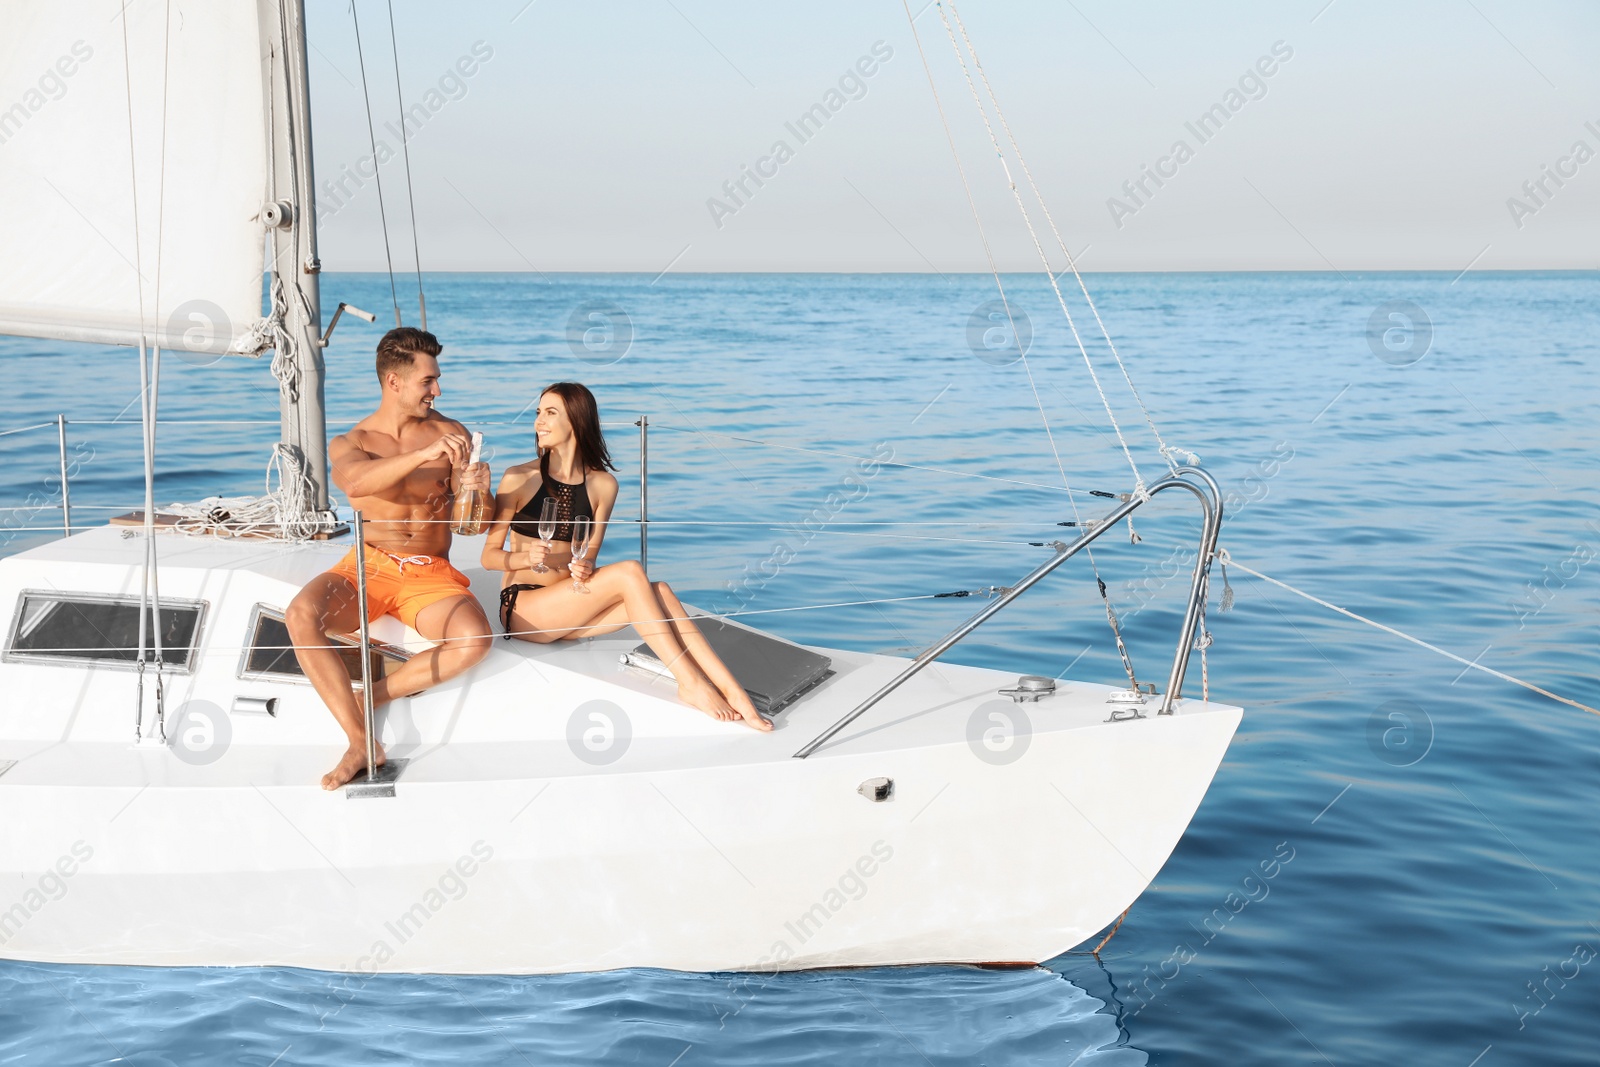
[{"left": 326, "top": 548, "right": 473, "bottom": 631}]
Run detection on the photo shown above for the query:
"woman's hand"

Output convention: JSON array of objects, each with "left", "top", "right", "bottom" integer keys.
[
  {"left": 520, "top": 543, "right": 550, "bottom": 572},
  {"left": 569, "top": 555, "right": 595, "bottom": 584}
]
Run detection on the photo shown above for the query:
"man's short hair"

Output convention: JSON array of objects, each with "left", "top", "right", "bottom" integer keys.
[{"left": 375, "top": 327, "right": 442, "bottom": 383}]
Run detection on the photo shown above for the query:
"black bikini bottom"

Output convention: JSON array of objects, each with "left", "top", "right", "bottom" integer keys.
[{"left": 498, "top": 583, "right": 540, "bottom": 639}]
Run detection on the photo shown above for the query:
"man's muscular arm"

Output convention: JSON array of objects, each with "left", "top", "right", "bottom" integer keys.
[{"left": 331, "top": 430, "right": 468, "bottom": 500}]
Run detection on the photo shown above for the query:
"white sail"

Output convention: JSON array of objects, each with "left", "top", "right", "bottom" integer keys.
[{"left": 0, "top": 1, "right": 272, "bottom": 356}]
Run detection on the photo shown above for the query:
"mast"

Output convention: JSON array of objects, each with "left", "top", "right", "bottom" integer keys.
[{"left": 263, "top": 0, "right": 331, "bottom": 517}]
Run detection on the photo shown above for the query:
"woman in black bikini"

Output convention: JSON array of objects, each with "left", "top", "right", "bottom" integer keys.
[{"left": 481, "top": 382, "right": 770, "bottom": 731}]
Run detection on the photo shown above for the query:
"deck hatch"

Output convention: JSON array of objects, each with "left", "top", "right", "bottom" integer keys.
[
  {"left": 4, "top": 590, "right": 206, "bottom": 672},
  {"left": 623, "top": 614, "right": 833, "bottom": 715}
]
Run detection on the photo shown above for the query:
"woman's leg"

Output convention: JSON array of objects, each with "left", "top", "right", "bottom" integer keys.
[
  {"left": 653, "top": 581, "right": 771, "bottom": 731},
  {"left": 506, "top": 561, "right": 738, "bottom": 722}
]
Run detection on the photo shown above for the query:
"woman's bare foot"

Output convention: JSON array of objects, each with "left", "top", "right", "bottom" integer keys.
[
  {"left": 677, "top": 675, "right": 738, "bottom": 722},
  {"left": 737, "top": 707, "right": 773, "bottom": 731},
  {"left": 322, "top": 740, "right": 385, "bottom": 791},
  {"left": 721, "top": 685, "right": 773, "bottom": 732}
]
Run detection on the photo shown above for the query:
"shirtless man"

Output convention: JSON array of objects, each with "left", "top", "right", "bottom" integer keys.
[{"left": 286, "top": 327, "right": 493, "bottom": 790}]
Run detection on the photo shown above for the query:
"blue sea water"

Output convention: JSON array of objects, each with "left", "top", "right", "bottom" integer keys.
[{"left": 1, "top": 271, "right": 1597, "bottom": 1065}]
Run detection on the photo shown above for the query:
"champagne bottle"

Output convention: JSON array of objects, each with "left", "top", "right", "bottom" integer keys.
[{"left": 450, "top": 432, "right": 491, "bottom": 535}]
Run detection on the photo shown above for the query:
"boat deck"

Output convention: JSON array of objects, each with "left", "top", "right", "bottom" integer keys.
[{"left": 0, "top": 524, "right": 1238, "bottom": 789}]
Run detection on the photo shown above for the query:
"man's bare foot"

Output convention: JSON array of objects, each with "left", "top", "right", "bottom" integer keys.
[
  {"left": 722, "top": 686, "right": 773, "bottom": 732},
  {"left": 321, "top": 741, "right": 385, "bottom": 791},
  {"left": 677, "top": 675, "right": 738, "bottom": 722}
]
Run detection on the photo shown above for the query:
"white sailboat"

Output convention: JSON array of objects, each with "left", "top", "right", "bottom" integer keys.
[{"left": 0, "top": 0, "right": 1240, "bottom": 975}]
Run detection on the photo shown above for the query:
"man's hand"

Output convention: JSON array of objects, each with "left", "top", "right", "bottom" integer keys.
[
  {"left": 419, "top": 432, "right": 471, "bottom": 468},
  {"left": 459, "top": 461, "right": 490, "bottom": 495}
]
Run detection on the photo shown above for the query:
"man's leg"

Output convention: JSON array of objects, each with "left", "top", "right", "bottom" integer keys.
[
  {"left": 371, "top": 594, "right": 493, "bottom": 704},
  {"left": 285, "top": 574, "right": 383, "bottom": 790}
]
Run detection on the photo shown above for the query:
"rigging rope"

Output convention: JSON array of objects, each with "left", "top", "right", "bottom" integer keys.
[
  {"left": 115, "top": 6, "right": 146, "bottom": 325},
  {"left": 896, "top": 0, "right": 1074, "bottom": 510},
  {"left": 383, "top": 0, "right": 427, "bottom": 329},
  {"left": 146, "top": 346, "right": 168, "bottom": 739},
  {"left": 904, "top": 0, "right": 1142, "bottom": 691},
  {"left": 932, "top": 1, "right": 1146, "bottom": 494},
  {"left": 145, "top": 0, "right": 176, "bottom": 745},
  {"left": 133, "top": 343, "right": 151, "bottom": 739},
  {"left": 944, "top": 0, "right": 1181, "bottom": 475},
  {"left": 118, "top": 4, "right": 166, "bottom": 742},
  {"left": 140, "top": 0, "right": 174, "bottom": 732},
  {"left": 350, "top": 0, "right": 402, "bottom": 326},
  {"left": 151, "top": 0, "right": 173, "bottom": 330}
]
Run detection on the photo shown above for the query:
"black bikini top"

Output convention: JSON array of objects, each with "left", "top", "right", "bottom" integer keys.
[{"left": 509, "top": 461, "right": 591, "bottom": 542}]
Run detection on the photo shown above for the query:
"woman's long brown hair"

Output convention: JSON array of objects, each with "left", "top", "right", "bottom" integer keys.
[{"left": 539, "top": 382, "right": 617, "bottom": 477}]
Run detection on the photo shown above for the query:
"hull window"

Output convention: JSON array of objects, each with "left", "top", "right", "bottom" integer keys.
[{"left": 238, "top": 604, "right": 409, "bottom": 688}]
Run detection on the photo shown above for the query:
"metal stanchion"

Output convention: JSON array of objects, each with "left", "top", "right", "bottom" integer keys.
[
  {"left": 637, "top": 414, "right": 649, "bottom": 571},
  {"left": 346, "top": 511, "right": 404, "bottom": 798},
  {"left": 354, "top": 512, "right": 376, "bottom": 776},
  {"left": 56, "top": 415, "right": 71, "bottom": 537}
]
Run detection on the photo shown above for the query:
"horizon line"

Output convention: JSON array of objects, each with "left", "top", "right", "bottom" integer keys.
[{"left": 282, "top": 266, "right": 1600, "bottom": 276}]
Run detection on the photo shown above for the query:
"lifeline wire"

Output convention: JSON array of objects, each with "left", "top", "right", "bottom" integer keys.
[
  {"left": 14, "top": 591, "right": 990, "bottom": 655},
  {"left": 653, "top": 422, "right": 1102, "bottom": 496},
  {"left": 1222, "top": 552, "right": 1599, "bottom": 717}
]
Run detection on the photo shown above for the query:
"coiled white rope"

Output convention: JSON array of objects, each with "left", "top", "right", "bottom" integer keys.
[{"left": 166, "top": 445, "right": 325, "bottom": 541}]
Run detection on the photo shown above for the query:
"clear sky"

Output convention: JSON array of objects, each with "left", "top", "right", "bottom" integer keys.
[{"left": 305, "top": 0, "right": 1600, "bottom": 272}]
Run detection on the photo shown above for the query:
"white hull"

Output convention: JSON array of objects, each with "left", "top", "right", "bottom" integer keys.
[{"left": 0, "top": 528, "right": 1239, "bottom": 974}]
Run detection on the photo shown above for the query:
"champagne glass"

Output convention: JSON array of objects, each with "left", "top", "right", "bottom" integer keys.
[
  {"left": 570, "top": 515, "right": 593, "bottom": 594},
  {"left": 533, "top": 497, "right": 558, "bottom": 573}
]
